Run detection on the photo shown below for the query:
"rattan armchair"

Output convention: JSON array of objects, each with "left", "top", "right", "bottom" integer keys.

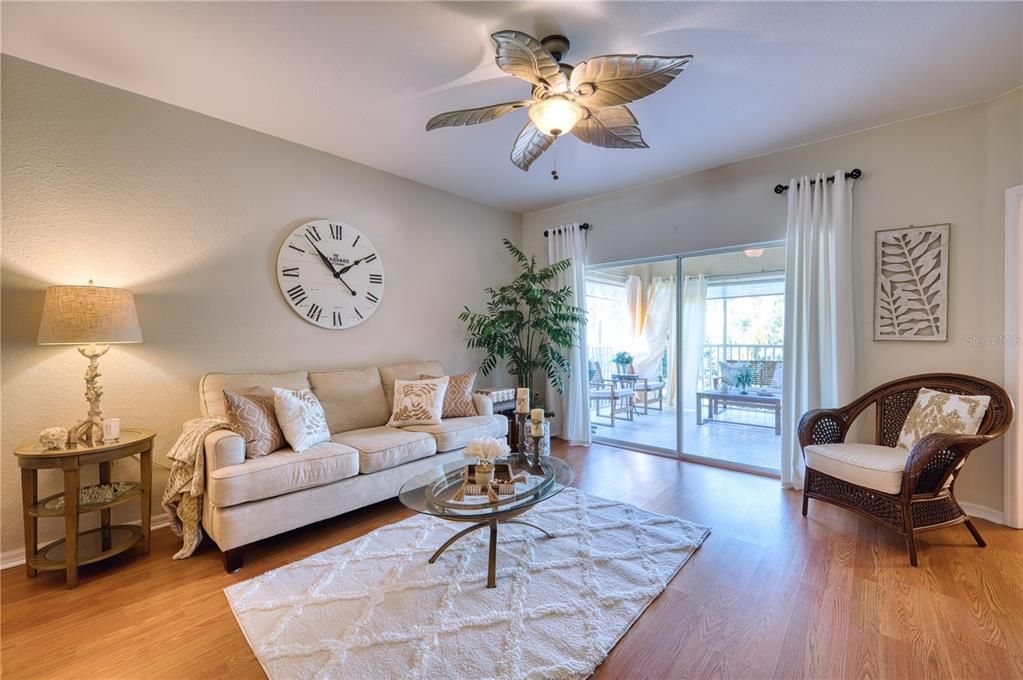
[{"left": 798, "top": 373, "right": 1013, "bottom": 566}]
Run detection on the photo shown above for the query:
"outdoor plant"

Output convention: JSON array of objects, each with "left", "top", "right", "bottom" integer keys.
[
  {"left": 612, "top": 351, "right": 634, "bottom": 368},
  {"left": 459, "top": 239, "right": 587, "bottom": 397},
  {"left": 734, "top": 363, "right": 757, "bottom": 394}
]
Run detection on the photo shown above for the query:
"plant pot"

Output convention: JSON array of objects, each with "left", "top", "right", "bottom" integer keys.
[{"left": 475, "top": 464, "right": 494, "bottom": 485}]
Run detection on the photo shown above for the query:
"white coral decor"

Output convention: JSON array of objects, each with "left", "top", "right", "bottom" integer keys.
[{"left": 466, "top": 436, "right": 510, "bottom": 466}]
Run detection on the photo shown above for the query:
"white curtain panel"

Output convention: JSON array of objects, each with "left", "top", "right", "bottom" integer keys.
[
  {"left": 547, "top": 223, "right": 592, "bottom": 445},
  {"left": 635, "top": 276, "right": 676, "bottom": 387},
  {"left": 681, "top": 275, "right": 708, "bottom": 412},
  {"left": 781, "top": 172, "right": 856, "bottom": 489},
  {"left": 624, "top": 275, "right": 645, "bottom": 351}
]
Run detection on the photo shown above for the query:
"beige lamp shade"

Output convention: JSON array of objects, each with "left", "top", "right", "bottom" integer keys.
[{"left": 37, "top": 284, "right": 143, "bottom": 345}]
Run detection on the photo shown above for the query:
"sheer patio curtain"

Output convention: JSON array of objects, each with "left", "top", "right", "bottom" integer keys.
[
  {"left": 624, "top": 275, "right": 645, "bottom": 347},
  {"left": 635, "top": 276, "right": 677, "bottom": 404},
  {"left": 547, "top": 223, "right": 591, "bottom": 445},
  {"left": 781, "top": 172, "right": 855, "bottom": 489},
  {"left": 681, "top": 275, "right": 707, "bottom": 412}
]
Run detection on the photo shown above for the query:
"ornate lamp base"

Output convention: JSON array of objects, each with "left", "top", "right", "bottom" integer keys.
[{"left": 67, "top": 345, "right": 109, "bottom": 447}]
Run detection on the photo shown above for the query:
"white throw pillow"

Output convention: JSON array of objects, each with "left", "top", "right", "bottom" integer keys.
[
  {"left": 896, "top": 388, "right": 991, "bottom": 451},
  {"left": 388, "top": 377, "right": 449, "bottom": 427},
  {"left": 772, "top": 362, "right": 784, "bottom": 389},
  {"left": 272, "top": 387, "right": 330, "bottom": 453},
  {"left": 718, "top": 361, "right": 748, "bottom": 387}
]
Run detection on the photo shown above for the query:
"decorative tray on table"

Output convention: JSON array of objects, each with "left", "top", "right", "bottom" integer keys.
[{"left": 423, "top": 461, "right": 551, "bottom": 511}]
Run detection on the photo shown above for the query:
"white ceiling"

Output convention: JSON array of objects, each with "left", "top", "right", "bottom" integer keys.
[{"left": 3, "top": 2, "right": 1022, "bottom": 214}]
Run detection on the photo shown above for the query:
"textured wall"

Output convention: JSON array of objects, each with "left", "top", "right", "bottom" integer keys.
[
  {"left": 523, "top": 88, "right": 1023, "bottom": 515},
  {"left": 0, "top": 57, "right": 521, "bottom": 556}
]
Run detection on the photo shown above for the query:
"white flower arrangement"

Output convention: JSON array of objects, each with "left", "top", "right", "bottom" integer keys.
[{"left": 466, "top": 436, "right": 510, "bottom": 470}]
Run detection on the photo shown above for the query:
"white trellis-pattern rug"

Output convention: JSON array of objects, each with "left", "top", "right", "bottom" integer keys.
[{"left": 225, "top": 488, "right": 709, "bottom": 680}]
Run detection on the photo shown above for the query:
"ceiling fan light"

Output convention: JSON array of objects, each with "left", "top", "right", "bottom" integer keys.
[
  {"left": 528, "top": 96, "right": 585, "bottom": 137},
  {"left": 744, "top": 248, "right": 765, "bottom": 258}
]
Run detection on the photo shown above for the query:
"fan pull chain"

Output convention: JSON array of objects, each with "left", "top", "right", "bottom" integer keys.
[{"left": 551, "top": 137, "right": 559, "bottom": 181}]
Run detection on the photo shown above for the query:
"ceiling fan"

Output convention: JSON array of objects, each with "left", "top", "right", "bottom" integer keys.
[{"left": 426, "top": 31, "right": 692, "bottom": 178}]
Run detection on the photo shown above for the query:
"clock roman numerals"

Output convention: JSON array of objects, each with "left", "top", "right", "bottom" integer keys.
[
  {"left": 279, "top": 221, "right": 382, "bottom": 330},
  {"left": 286, "top": 284, "right": 307, "bottom": 305}
]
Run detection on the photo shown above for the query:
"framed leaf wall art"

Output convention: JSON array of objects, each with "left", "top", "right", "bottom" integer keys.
[{"left": 874, "top": 223, "right": 949, "bottom": 341}]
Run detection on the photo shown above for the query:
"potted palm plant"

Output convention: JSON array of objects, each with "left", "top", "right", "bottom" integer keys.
[{"left": 459, "top": 239, "right": 587, "bottom": 403}]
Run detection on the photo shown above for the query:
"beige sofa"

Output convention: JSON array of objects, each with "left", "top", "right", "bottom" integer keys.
[{"left": 198, "top": 360, "right": 506, "bottom": 571}]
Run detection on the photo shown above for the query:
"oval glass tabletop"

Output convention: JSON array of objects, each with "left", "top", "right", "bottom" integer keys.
[{"left": 399, "top": 456, "right": 574, "bottom": 520}]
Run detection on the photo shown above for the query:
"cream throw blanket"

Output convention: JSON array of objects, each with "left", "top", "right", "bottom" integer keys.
[{"left": 161, "top": 417, "right": 231, "bottom": 559}]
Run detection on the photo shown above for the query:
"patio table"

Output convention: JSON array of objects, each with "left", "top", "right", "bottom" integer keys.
[{"left": 696, "top": 390, "right": 782, "bottom": 435}]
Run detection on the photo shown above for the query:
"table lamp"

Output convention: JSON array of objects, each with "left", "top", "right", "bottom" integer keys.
[{"left": 37, "top": 282, "right": 143, "bottom": 446}]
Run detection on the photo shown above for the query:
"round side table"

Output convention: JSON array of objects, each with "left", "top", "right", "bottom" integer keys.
[{"left": 13, "top": 428, "right": 156, "bottom": 588}]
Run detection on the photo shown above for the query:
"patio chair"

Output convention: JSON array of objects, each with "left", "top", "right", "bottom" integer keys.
[
  {"left": 589, "top": 361, "right": 635, "bottom": 426},
  {"left": 612, "top": 365, "right": 664, "bottom": 415},
  {"left": 798, "top": 373, "right": 1013, "bottom": 566}
]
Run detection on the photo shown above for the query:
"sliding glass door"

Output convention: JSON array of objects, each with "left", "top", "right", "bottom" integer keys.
[
  {"left": 584, "top": 257, "right": 678, "bottom": 455},
  {"left": 585, "top": 245, "right": 785, "bottom": 475}
]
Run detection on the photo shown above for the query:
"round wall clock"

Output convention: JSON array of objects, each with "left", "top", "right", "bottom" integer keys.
[{"left": 276, "top": 219, "right": 384, "bottom": 329}]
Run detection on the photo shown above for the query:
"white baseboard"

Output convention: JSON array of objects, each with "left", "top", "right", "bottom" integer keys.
[
  {"left": 959, "top": 502, "right": 1004, "bottom": 525},
  {"left": 1, "top": 512, "right": 170, "bottom": 571}
]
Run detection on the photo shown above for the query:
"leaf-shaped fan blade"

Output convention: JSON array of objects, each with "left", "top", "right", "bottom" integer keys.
[
  {"left": 510, "top": 121, "right": 554, "bottom": 171},
  {"left": 570, "top": 54, "right": 693, "bottom": 109},
  {"left": 426, "top": 101, "right": 531, "bottom": 131},
  {"left": 572, "top": 106, "right": 648, "bottom": 149},
  {"left": 492, "top": 30, "right": 569, "bottom": 93}
]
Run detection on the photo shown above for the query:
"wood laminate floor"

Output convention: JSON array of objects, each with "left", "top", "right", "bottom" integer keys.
[{"left": 2, "top": 442, "right": 1022, "bottom": 679}]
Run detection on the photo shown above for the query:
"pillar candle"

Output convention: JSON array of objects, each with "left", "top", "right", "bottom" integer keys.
[
  {"left": 530, "top": 408, "right": 544, "bottom": 423},
  {"left": 530, "top": 420, "right": 544, "bottom": 437},
  {"left": 516, "top": 388, "right": 529, "bottom": 413}
]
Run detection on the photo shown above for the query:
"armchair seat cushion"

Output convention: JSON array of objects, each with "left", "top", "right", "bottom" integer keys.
[
  {"left": 805, "top": 443, "right": 908, "bottom": 494},
  {"left": 207, "top": 441, "right": 359, "bottom": 508},
  {"left": 636, "top": 381, "right": 664, "bottom": 391},
  {"left": 591, "top": 387, "right": 635, "bottom": 399},
  {"left": 404, "top": 415, "right": 508, "bottom": 452},
  {"left": 333, "top": 426, "right": 437, "bottom": 474}
]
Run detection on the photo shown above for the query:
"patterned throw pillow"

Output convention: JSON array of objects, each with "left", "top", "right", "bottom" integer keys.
[
  {"left": 272, "top": 387, "right": 330, "bottom": 453},
  {"left": 224, "top": 387, "right": 284, "bottom": 458},
  {"left": 718, "top": 361, "right": 749, "bottom": 387},
  {"left": 896, "top": 388, "right": 991, "bottom": 451},
  {"left": 388, "top": 377, "right": 449, "bottom": 427},
  {"left": 421, "top": 371, "right": 477, "bottom": 419}
]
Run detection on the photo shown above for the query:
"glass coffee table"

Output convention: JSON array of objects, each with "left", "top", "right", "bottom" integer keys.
[{"left": 399, "top": 456, "right": 574, "bottom": 588}]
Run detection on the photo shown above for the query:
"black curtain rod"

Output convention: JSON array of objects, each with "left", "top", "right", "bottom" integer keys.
[
  {"left": 543, "top": 223, "right": 590, "bottom": 237},
  {"left": 774, "top": 168, "right": 862, "bottom": 195}
]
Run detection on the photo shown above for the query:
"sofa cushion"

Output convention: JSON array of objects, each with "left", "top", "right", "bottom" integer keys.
[
  {"left": 404, "top": 415, "right": 509, "bottom": 453},
  {"left": 333, "top": 426, "right": 437, "bottom": 474},
  {"left": 201, "top": 371, "right": 310, "bottom": 417},
  {"left": 804, "top": 443, "right": 908, "bottom": 495},
  {"left": 207, "top": 441, "right": 359, "bottom": 508},
  {"left": 379, "top": 361, "right": 445, "bottom": 411},
  {"left": 422, "top": 371, "right": 478, "bottom": 418},
  {"left": 224, "top": 387, "right": 284, "bottom": 458},
  {"left": 310, "top": 367, "right": 390, "bottom": 433}
]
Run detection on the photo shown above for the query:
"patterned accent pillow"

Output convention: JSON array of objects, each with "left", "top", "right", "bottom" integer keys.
[
  {"left": 718, "top": 361, "right": 748, "bottom": 387},
  {"left": 421, "top": 371, "right": 477, "bottom": 418},
  {"left": 224, "top": 387, "right": 284, "bottom": 458},
  {"left": 896, "top": 388, "right": 991, "bottom": 451},
  {"left": 272, "top": 387, "right": 330, "bottom": 453},
  {"left": 388, "top": 377, "right": 449, "bottom": 427}
]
